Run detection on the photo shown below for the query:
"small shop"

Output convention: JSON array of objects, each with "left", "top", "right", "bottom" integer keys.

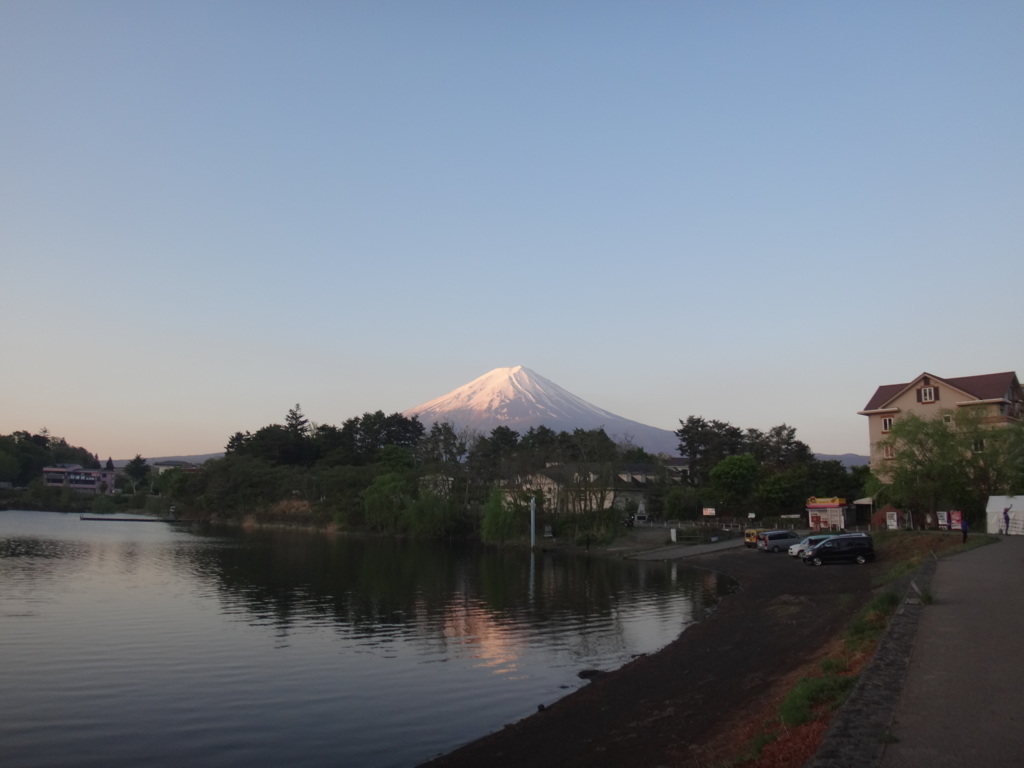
[{"left": 806, "top": 497, "right": 852, "bottom": 531}]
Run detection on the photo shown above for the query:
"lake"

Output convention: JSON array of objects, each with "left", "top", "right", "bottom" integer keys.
[{"left": 0, "top": 510, "right": 732, "bottom": 767}]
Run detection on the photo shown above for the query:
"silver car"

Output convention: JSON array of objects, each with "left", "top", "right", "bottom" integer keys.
[{"left": 789, "top": 534, "right": 834, "bottom": 557}]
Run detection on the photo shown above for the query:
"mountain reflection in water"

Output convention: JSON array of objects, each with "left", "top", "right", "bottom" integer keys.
[{"left": 0, "top": 511, "right": 733, "bottom": 768}]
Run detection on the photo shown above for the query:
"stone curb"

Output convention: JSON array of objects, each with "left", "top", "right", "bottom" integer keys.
[{"left": 804, "top": 557, "right": 938, "bottom": 768}]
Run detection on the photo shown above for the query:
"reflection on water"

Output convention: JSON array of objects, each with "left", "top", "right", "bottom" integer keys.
[{"left": 0, "top": 510, "right": 733, "bottom": 768}]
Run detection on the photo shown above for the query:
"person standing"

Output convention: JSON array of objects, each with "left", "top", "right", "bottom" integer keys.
[
  {"left": 1004, "top": 505, "right": 1013, "bottom": 535},
  {"left": 961, "top": 516, "right": 969, "bottom": 544}
]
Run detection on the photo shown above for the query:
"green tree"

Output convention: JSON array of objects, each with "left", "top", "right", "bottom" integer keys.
[
  {"left": 363, "top": 472, "right": 411, "bottom": 533},
  {"left": 0, "top": 447, "right": 19, "bottom": 483},
  {"left": 225, "top": 431, "right": 251, "bottom": 454},
  {"left": 746, "top": 424, "right": 813, "bottom": 471},
  {"left": 869, "top": 411, "right": 979, "bottom": 517},
  {"left": 708, "top": 453, "right": 760, "bottom": 510},
  {"left": 124, "top": 455, "right": 151, "bottom": 488},
  {"left": 675, "top": 416, "right": 745, "bottom": 486},
  {"left": 466, "top": 427, "right": 522, "bottom": 495},
  {"left": 755, "top": 465, "right": 808, "bottom": 514},
  {"left": 285, "top": 403, "right": 310, "bottom": 436},
  {"left": 663, "top": 485, "right": 702, "bottom": 520},
  {"left": 416, "top": 422, "right": 467, "bottom": 501},
  {"left": 405, "top": 490, "right": 461, "bottom": 537},
  {"left": 481, "top": 486, "right": 518, "bottom": 544},
  {"left": 519, "top": 425, "right": 561, "bottom": 469},
  {"left": 954, "top": 412, "right": 1024, "bottom": 501}
]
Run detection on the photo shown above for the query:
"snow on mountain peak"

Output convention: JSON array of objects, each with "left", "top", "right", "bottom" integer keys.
[{"left": 403, "top": 367, "right": 679, "bottom": 454}]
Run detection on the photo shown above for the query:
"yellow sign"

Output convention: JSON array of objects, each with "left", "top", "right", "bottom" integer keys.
[{"left": 807, "top": 497, "right": 844, "bottom": 505}]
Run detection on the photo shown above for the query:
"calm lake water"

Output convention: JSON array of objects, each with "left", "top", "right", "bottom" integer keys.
[{"left": 0, "top": 510, "right": 732, "bottom": 767}]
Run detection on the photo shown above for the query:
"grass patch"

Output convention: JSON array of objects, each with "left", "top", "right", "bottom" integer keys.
[
  {"left": 845, "top": 591, "right": 900, "bottom": 650},
  {"left": 778, "top": 673, "right": 859, "bottom": 726},
  {"left": 819, "top": 656, "right": 849, "bottom": 675},
  {"left": 720, "top": 533, "right": 994, "bottom": 767},
  {"left": 729, "top": 589, "right": 904, "bottom": 763}
]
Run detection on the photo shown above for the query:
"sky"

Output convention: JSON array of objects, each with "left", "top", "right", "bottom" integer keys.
[{"left": 2, "top": 1, "right": 1022, "bottom": 461}]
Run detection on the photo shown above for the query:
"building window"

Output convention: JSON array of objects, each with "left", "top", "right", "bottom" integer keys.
[
  {"left": 882, "top": 417, "right": 894, "bottom": 432},
  {"left": 943, "top": 413, "right": 953, "bottom": 424},
  {"left": 883, "top": 445, "right": 896, "bottom": 460},
  {"left": 973, "top": 438, "right": 985, "bottom": 453},
  {"left": 919, "top": 386, "right": 937, "bottom": 403}
]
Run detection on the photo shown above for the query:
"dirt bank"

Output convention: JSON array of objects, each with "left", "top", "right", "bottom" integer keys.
[{"left": 421, "top": 539, "right": 876, "bottom": 768}]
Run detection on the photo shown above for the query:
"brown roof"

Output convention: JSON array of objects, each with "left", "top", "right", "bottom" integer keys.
[
  {"left": 862, "top": 371, "right": 1019, "bottom": 411},
  {"left": 944, "top": 372, "right": 1020, "bottom": 401}
]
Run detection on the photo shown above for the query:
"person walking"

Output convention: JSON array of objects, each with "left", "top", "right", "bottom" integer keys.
[{"left": 961, "top": 516, "right": 969, "bottom": 544}]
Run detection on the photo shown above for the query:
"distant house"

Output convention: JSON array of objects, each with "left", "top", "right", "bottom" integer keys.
[
  {"left": 614, "top": 463, "right": 670, "bottom": 512},
  {"left": 514, "top": 465, "right": 616, "bottom": 515},
  {"left": 858, "top": 371, "right": 1023, "bottom": 470},
  {"left": 516, "top": 459, "right": 689, "bottom": 517},
  {"left": 42, "top": 464, "right": 116, "bottom": 495}
]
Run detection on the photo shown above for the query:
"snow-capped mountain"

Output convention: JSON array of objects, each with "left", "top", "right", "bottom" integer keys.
[{"left": 403, "top": 366, "right": 680, "bottom": 455}]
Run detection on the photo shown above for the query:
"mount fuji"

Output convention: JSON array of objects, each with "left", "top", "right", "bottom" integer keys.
[{"left": 403, "top": 366, "right": 680, "bottom": 455}]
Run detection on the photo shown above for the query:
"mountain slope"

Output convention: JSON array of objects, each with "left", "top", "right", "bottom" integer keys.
[{"left": 403, "top": 366, "right": 680, "bottom": 455}]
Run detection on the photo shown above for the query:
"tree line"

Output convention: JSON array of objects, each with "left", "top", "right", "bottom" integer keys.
[
  {"left": 7, "top": 406, "right": 865, "bottom": 542},
  {"left": 14, "top": 403, "right": 1018, "bottom": 538},
  {"left": 0, "top": 430, "right": 103, "bottom": 487},
  {"left": 163, "top": 406, "right": 652, "bottom": 542},
  {"left": 673, "top": 416, "right": 868, "bottom": 518}
]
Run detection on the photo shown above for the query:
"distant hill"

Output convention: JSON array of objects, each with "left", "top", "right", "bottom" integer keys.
[
  {"left": 113, "top": 453, "right": 222, "bottom": 468},
  {"left": 814, "top": 453, "right": 869, "bottom": 468},
  {"left": 116, "top": 450, "right": 867, "bottom": 470},
  {"left": 404, "top": 366, "right": 681, "bottom": 455}
]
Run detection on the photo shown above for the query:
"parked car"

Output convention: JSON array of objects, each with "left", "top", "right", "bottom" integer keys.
[
  {"left": 802, "top": 534, "right": 875, "bottom": 566},
  {"left": 788, "top": 534, "right": 834, "bottom": 558},
  {"left": 744, "top": 528, "right": 770, "bottom": 548},
  {"left": 757, "top": 530, "right": 801, "bottom": 553}
]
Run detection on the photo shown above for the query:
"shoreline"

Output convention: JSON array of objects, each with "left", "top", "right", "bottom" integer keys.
[{"left": 422, "top": 534, "right": 874, "bottom": 767}]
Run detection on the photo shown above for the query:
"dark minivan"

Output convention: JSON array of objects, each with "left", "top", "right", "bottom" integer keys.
[{"left": 801, "top": 534, "right": 875, "bottom": 566}]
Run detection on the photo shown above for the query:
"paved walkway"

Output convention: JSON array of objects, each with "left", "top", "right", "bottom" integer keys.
[
  {"left": 877, "top": 535, "right": 1024, "bottom": 767},
  {"left": 810, "top": 535, "right": 1024, "bottom": 767},
  {"left": 624, "top": 531, "right": 1024, "bottom": 766},
  {"left": 630, "top": 535, "right": 745, "bottom": 560}
]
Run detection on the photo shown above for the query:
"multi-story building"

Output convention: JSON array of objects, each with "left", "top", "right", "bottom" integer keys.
[
  {"left": 858, "top": 371, "right": 1023, "bottom": 469},
  {"left": 42, "top": 464, "right": 117, "bottom": 495}
]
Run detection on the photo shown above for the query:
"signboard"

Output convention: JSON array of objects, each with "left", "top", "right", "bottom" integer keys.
[
  {"left": 702, "top": 508, "right": 716, "bottom": 516},
  {"left": 806, "top": 497, "right": 846, "bottom": 509},
  {"left": 950, "top": 510, "right": 963, "bottom": 530},
  {"left": 937, "top": 510, "right": 949, "bottom": 530},
  {"left": 886, "top": 511, "right": 899, "bottom": 530}
]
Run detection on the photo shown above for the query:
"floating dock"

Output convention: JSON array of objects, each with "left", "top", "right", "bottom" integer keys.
[{"left": 79, "top": 515, "right": 178, "bottom": 523}]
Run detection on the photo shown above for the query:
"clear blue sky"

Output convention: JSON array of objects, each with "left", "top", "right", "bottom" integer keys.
[{"left": 2, "top": 1, "right": 1021, "bottom": 460}]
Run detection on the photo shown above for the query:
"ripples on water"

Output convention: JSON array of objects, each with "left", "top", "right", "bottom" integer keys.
[{"left": 0, "top": 510, "right": 732, "bottom": 767}]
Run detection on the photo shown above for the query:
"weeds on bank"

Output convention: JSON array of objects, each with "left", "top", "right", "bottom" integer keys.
[
  {"left": 845, "top": 591, "right": 900, "bottom": 651},
  {"left": 777, "top": 672, "right": 858, "bottom": 727},
  {"left": 726, "top": 590, "right": 903, "bottom": 766},
  {"left": 872, "top": 530, "right": 998, "bottom": 587}
]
